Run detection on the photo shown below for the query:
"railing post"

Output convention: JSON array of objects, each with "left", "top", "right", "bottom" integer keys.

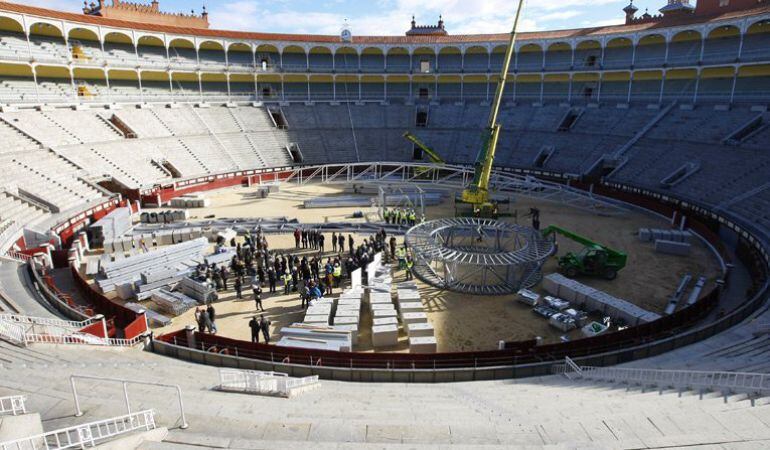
[
  {"left": 123, "top": 382, "right": 131, "bottom": 414},
  {"left": 176, "top": 386, "right": 189, "bottom": 429},
  {"left": 71, "top": 376, "right": 83, "bottom": 417}
]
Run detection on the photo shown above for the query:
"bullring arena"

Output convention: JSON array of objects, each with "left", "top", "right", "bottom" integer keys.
[{"left": 0, "top": 0, "right": 769, "bottom": 448}]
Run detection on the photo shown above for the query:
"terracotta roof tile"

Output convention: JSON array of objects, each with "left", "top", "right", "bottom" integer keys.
[{"left": 0, "top": 1, "right": 768, "bottom": 45}]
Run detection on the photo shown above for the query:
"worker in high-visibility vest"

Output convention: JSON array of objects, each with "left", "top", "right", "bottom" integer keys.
[
  {"left": 397, "top": 247, "right": 407, "bottom": 270},
  {"left": 408, "top": 210, "right": 417, "bottom": 227},
  {"left": 282, "top": 272, "right": 292, "bottom": 295},
  {"left": 405, "top": 256, "right": 414, "bottom": 280},
  {"left": 333, "top": 263, "right": 342, "bottom": 288},
  {"left": 383, "top": 208, "right": 390, "bottom": 224}
]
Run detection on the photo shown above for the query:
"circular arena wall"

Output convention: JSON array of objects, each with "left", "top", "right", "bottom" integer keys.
[{"left": 30, "top": 163, "right": 770, "bottom": 382}]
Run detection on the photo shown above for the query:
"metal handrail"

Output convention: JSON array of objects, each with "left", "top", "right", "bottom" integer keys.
[
  {"left": 0, "top": 395, "right": 26, "bottom": 416},
  {"left": 563, "top": 357, "right": 770, "bottom": 398},
  {"left": 70, "top": 374, "right": 188, "bottom": 429},
  {"left": 0, "top": 409, "right": 156, "bottom": 450},
  {"left": 0, "top": 320, "right": 26, "bottom": 347},
  {"left": 0, "top": 314, "right": 100, "bottom": 331},
  {"left": 0, "top": 314, "right": 144, "bottom": 348},
  {"left": 218, "top": 368, "right": 320, "bottom": 398}
]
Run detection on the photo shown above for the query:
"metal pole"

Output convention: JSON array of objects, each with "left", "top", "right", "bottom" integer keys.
[
  {"left": 176, "top": 386, "right": 189, "bottom": 429},
  {"left": 123, "top": 382, "right": 131, "bottom": 415},
  {"left": 71, "top": 376, "right": 83, "bottom": 417}
]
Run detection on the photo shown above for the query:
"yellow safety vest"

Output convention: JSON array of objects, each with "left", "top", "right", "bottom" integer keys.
[{"left": 333, "top": 266, "right": 342, "bottom": 277}]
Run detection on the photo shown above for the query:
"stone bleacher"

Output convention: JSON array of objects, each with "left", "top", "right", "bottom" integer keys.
[{"left": 0, "top": 101, "right": 764, "bottom": 247}]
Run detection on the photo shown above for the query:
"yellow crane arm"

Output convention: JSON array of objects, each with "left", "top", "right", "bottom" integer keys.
[
  {"left": 403, "top": 131, "right": 446, "bottom": 164},
  {"left": 461, "top": 0, "right": 525, "bottom": 206}
]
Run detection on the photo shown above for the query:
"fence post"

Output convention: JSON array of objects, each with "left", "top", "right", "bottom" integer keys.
[
  {"left": 176, "top": 385, "right": 189, "bottom": 429},
  {"left": 96, "top": 315, "right": 108, "bottom": 341},
  {"left": 123, "top": 382, "right": 131, "bottom": 414},
  {"left": 184, "top": 326, "right": 196, "bottom": 350},
  {"left": 70, "top": 376, "right": 83, "bottom": 417}
]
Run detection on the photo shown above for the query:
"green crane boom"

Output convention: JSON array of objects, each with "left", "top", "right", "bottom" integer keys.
[
  {"left": 403, "top": 132, "right": 446, "bottom": 164},
  {"left": 460, "top": 0, "right": 526, "bottom": 213},
  {"left": 541, "top": 225, "right": 628, "bottom": 280}
]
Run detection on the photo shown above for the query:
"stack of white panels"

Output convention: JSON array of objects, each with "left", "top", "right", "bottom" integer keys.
[
  {"left": 178, "top": 277, "right": 216, "bottom": 304},
  {"left": 368, "top": 257, "right": 399, "bottom": 348},
  {"left": 278, "top": 324, "right": 353, "bottom": 352},
  {"left": 543, "top": 273, "right": 661, "bottom": 325},
  {"left": 304, "top": 300, "right": 333, "bottom": 326},
  {"left": 396, "top": 282, "right": 436, "bottom": 353},
  {"left": 96, "top": 238, "right": 207, "bottom": 296},
  {"left": 333, "top": 288, "right": 363, "bottom": 344}
]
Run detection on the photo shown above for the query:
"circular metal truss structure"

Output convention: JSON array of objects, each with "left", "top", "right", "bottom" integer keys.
[{"left": 406, "top": 218, "right": 555, "bottom": 296}]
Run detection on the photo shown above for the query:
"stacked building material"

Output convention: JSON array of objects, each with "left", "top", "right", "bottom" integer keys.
[
  {"left": 178, "top": 276, "right": 217, "bottom": 304},
  {"left": 96, "top": 238, "right": 208, "bottom": 297},
  {"left": 151, "top": 289, "right": 198, "bottom": 316},
  {"left": 638, "top": 228, "right": 693, "bottom": 256},
  {"left": 368, "top": 257, "right": 399, "bottom": 348},
  {"left": 140, "top": 210, "right": 189, "bottom": 224},
  {"left": 277, "top": 324, "right": 353, "bottom": 352},
  {"left": 395, "top": 281, "right": 436, "bottom": 353},
  {"left": 333, "top": 288, "right": 363, "bottom": 344},
  {"left": 655, "top": 239, "right": 692, "bottom": 256},
  {"left": 169, "top": 194, "right": 210, "bottom": 208},
  {"left": 88, "top": 207, "right": 132, "bottom": 247},
  {"left": 543, "top": 273, "right": 661, "bottom": 326}
]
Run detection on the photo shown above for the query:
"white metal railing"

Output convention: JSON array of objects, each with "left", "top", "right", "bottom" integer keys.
[
  {"left": 0, "top": 314, "right": 143, "bottom": 348},
  {"left": 218, "top": 368, "right": 320, "bottom": 398},
  {"left": 70, "top": 375, "right": 188, "bottom": 429},
  {"left": 562, "top": 357, "right": 770, "bottom": 399},
  {"left": 0, "top": 395, "right": 26, "bottom": 416},
  {"left": 1, "top": 251, "right": 31, "bottom": 263},
  {"left": 0, "top": 409, "right": 156, "bottom": 450},
  {"left": 0, "top": 314, "right": 100, "bottom": 331},
  {"left": 0, "top": 319, "right": 27, "bottom": 347}
]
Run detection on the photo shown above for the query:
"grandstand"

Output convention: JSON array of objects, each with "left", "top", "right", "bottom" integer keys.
[{"left": 0, "top": 0, "right": 768, "bottom": 447}]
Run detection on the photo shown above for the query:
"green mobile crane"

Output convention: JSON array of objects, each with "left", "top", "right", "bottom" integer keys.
[{"left": 541, "top": 225, "right": 628, "bottom": 280}]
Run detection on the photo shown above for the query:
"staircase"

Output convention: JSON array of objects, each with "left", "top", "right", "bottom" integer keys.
[
  {"left": 556, "top": 357, "right": 770, "bottom": 406},
  {"left": 1, "top": 344, "right": 768, "bottom": 448}
]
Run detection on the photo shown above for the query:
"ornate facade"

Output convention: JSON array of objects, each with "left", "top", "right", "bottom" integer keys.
[{"left": 83, "top": 0, "right": 209, "bottom": 29}]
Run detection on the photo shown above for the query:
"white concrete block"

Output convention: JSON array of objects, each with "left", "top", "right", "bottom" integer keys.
[
  {"left": 398, "top": 302, "right": 424, "bottom": 314},
  {"left": 402, "top": 312, "right": 428, "bottom": 325},
  {"left": 407, "top": 322, "right": 435, "bottom": 338},
  {"left": 409, "top": 336, "right": 437, "bottom": 353},
  {"left": 372, "top": 324, "right": 398, "bottom": 348}
]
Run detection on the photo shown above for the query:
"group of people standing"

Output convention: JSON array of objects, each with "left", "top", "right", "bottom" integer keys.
[
  {"left": 382, "top": 208, "right": 420, "bottom": 227},
  {"left": 194, "top": 303, "right": 218, "bottom": 334},
  {"left": 188, "top": 225, "right": 409, "bottom": 345}
]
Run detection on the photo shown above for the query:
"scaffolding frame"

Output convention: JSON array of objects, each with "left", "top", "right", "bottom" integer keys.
[
  {"left": 405, "top": 218, "right": 555, "bottom": 295},
  {"left": 278, "top": 162, "right": 627, "bottom": 217}
]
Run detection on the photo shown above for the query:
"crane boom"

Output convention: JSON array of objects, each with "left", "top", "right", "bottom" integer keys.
[
  {"left": 460, "top": 0, "right": 526, "bottom": 210},
  {"left": 403, "top": 132, "right": 446, "bottom": 164}
]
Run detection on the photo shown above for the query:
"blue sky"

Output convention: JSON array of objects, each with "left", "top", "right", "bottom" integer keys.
[{"left": 19, "top": 0, "right": 670, "bottom": 35}]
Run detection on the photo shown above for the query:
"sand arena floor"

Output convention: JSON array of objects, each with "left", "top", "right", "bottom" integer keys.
[{"left": 110, "top": 183, "right": 721, "bottom": 352}]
